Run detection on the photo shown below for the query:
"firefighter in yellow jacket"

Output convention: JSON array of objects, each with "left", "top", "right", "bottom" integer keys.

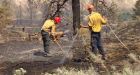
[
  {"left": 81, "top": 3, "right": 107, "bottom": 60},
  {"left": 41, "top": 17, "right": 64, "bottom": 56}
]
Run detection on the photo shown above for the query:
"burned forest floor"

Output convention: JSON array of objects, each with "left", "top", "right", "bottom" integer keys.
[{"left": 0, "top": 22, "right": 140, "bottom": 75}]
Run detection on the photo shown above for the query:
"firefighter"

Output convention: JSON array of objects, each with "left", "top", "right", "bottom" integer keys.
[
  {"left": 81, "top": 3, "right": 107, "bottom": 60},
  {"left": 41, "top": 17, "right": 64, "bottom": 56}
]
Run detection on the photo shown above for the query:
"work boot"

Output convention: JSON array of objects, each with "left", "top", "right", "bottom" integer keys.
[{"left": 43, "top": 52, "right": 52, "bottom": 57}]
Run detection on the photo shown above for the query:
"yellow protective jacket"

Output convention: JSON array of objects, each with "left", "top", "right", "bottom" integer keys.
[
  {"left": 88, "top": 12, "right": 107, "bottom": 32},
  {"left": 41, "top": 19, "right": 56, "bottom": 33}
]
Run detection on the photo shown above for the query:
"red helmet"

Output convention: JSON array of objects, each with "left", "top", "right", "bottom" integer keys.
[{"left": 54, "top": 17, "right": 61, "bottom": 24}]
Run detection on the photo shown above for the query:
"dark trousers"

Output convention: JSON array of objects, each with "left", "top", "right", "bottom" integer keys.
[
  {"left": 91, "top": 31, "right": 105, "bottom": 57},
  {"left": 41, "top": 30, "right": 50, "bottom": 53}
]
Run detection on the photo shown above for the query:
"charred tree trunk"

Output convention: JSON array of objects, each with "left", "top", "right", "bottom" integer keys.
[{"left": 72, "top": 0, "right": 80, "bottom": 35}]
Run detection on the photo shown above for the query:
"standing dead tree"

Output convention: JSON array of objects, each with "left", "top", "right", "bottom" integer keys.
[
  {"left": 43, "top": 0, "right": 69, "bottom": 20},
  {"left": 72, "top": 0, "right": 80, "bottom": 35},
  {"left": 30, "top": 0, "right": 69, "bottom": 25},
  {"left": 95, "top": 0, "right": 118, "bottom": 21}
]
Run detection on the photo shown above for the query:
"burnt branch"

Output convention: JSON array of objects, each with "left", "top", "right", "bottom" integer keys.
[{"left": 44, "top": 0, "right": 69, "bottom": 20}]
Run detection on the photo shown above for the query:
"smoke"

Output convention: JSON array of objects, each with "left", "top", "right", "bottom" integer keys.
[
  {"left": 13, "top": 0, "right": 29, "bottom": 11},
  {"left": 5, "top": 0, "right": 138, "bottom": 20},
  {"left": 14, "top": 0, "right": 28, "bottom": 6},
  {"left": 10, "top": 0, "right": 44, "bottom": 19},
  {"left": 81, "top": 0, "right": 137, "bottom": 11},
  {"left": 105, "top": 0, "right": 137, "bottom": 11}
]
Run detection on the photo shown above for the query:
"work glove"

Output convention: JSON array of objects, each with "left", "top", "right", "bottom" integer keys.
[
  {"left": 80, "top": 24, "right": 89, "bottom": 28},
  {"left": 53, "top": 39, "right": 57, "bottom": 43}
]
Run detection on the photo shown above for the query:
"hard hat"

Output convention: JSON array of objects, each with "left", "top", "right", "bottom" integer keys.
[
  {"left": 86, "top": 3, "right": 94, "bottom": 10},
  {"left": 54, "top": 17, "right": 61, "bottom": 24}
]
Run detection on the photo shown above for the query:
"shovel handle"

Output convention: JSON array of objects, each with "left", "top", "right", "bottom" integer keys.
[{"left": 55, "top": 40, "right": 63, "bottom": 51}]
